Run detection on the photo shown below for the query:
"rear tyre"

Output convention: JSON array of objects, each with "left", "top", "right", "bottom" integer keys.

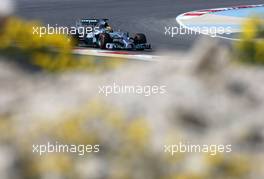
[
  {"left": 71, "top": 33, "right": 80, "bottom": 46},
  {"left": 98, "top": 33, "right": 112, "bottom": 49}
]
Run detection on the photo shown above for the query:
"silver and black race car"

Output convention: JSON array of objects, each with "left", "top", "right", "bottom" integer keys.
[{"left": 72, "top": 18, "right": 151, "bottom": 50}]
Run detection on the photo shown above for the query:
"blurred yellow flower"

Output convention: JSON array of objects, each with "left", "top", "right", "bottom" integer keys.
[
  {"left": 0, "top": 17, "right": 121, "bottom": 72},
  {"left": 236, "top": 17, "right": 264, "bottom": 65}
]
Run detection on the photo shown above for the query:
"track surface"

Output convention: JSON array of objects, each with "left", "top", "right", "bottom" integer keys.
[{"left": 16, "top": 0, "right": 264, "bottom": 51}]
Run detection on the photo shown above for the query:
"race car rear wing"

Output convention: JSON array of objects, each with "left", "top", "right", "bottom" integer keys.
[{"left": 78, "top": 19, "right": 109, "bottom": 26}]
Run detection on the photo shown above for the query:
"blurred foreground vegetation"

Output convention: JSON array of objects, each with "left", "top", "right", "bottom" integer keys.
[
  {"left": 0, "top": 101, "right": 256, "bottom": 179},
  {"left": 236, "top": 17, "right": 264, "bottom": 65},
  {"left": 0, "top": 15, "right": 263, "bottom": 179},
  {"left": 0, "top": 17, "right": 121, "bottom": 72}
]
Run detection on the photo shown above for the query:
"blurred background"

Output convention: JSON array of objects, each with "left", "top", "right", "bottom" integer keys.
[{"left": 0, "top": 0, "right": 264, "bottom": 179}]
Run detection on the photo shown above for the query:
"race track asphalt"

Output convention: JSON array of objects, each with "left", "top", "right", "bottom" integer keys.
[{"left": 15, "top": 0, "right": 264, "bottom": 51}]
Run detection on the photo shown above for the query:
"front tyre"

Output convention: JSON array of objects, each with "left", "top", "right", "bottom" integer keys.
[{"left": 133, "top": 33, "right": 147, "bottom": 44}]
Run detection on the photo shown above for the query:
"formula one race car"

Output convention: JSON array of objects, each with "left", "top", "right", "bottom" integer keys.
[{"left": 72, "top": 18, "right": 151, "bottom": 50}]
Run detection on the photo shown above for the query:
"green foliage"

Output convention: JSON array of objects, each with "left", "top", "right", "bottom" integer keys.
[
  {"left": 0, "top": 17, "right": 121, "bottom": 72},
  {"left": 236, "top": 17, "right": 264, "bottom": 65}
]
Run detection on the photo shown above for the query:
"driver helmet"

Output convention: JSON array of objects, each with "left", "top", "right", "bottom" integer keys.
[{"left": 98, "top": 20, "right": 113, "bottom": 32}]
